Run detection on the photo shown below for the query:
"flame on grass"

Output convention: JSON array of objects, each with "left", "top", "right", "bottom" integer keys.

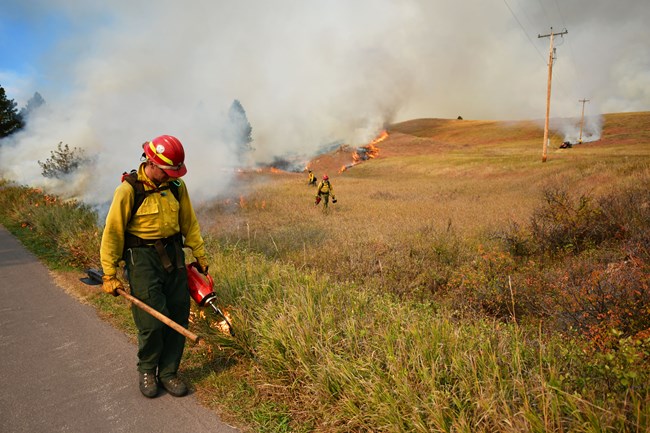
[
  {"left": 189, "top": 309, "right": 234, "bottom": 336},
  {"left": 339, "top": 130, "right": 387, "bottom": 173},
  {"left": 215, "top": 311, "right": 233, "bottom": 335}
]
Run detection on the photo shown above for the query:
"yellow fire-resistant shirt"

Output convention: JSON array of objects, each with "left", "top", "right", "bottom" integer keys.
[
  {"left": 100, "top": 163, "right": 205, "bottom": 277},
  {"left": 317, "top": 180, "right": 332, "bottom": 194}
]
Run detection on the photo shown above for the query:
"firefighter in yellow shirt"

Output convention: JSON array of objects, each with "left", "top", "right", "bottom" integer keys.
[
  {"left": 315, "top": 174, "right": 337, "bottom": 211},
  {"left": 100, "top": 135, "right": 208, "bottom": 399},
  {"left": 307, "top": 169, "right": 317, "bottom": 186}
]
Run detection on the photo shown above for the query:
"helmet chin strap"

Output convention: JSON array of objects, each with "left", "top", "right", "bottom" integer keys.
[{"left": 143, "top": 160, "right": 168, "bottom": 186}]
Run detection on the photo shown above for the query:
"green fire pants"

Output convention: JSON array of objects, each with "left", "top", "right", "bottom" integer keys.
[
  {"left": 319, "top": 193, "right": 330, "bottom": 211},
  {"left": 125, "top": 242, "right": 189, "bottom": 379}
]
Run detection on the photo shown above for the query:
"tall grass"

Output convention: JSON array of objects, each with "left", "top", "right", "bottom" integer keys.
[
  {"left": 194, "top": 243, "right": 648, "bottom": 432},
  {"left": 0, "top": 181, "right": 100, "bottom": 268}
]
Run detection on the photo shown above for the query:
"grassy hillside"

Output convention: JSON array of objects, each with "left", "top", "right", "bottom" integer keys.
[
  {"left": 1, "top": 111, "right": 649, "bottom": 432},
  {"left": 191, "top": 112, "right": 649, "bottom": 430},
  {"left": 199, "top": 112, "right": 650, "bottom": 297}
]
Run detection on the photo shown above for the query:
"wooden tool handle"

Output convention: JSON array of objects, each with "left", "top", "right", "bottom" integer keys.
[{"left": 116, "top": 288, "right": 201, "bottom": 343}]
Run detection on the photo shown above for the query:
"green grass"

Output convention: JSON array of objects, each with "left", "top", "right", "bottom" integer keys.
[{"left": 188, "top": 244, "right": 648, "bottom": 432}]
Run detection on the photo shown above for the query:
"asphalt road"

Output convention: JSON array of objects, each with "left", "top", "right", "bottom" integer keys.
[{"left": 0, "top": 225, "right": 239, "bottom": 433}]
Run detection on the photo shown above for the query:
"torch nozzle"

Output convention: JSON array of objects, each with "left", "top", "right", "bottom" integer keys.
[{"left": 207, "top": 299, "right": 235, "bottom": 336}]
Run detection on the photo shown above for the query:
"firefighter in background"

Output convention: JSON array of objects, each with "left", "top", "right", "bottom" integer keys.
[
  {"left": 315, "top": 174, "right": 337, "bottom": 211},
  {"left": 307, "top": 169, "right": 317, "bottom": 186}
]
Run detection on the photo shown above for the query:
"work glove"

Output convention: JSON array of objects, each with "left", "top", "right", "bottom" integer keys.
[
  {"left": 195, "top": 256, "right": 209, "bottom": 275},
  {"left": 102, "top": 275, "right": 123, "bottom": 297},
  {"left": 332, "top": 197, "right": 337, "bottom": 204}
]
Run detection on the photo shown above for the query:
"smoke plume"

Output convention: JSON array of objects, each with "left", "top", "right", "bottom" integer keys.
[{"left": 1, "top": 0, "right": 648, "bottom": 205}]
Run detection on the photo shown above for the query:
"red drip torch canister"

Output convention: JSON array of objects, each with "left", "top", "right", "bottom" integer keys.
[
  {"left": 186, "top": 263, "right": 235, "bottom": 336},
  {"left": 186, "top": 262, "right": 216, "bottom": 306}
]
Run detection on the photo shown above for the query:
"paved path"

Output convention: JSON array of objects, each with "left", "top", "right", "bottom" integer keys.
[{"left": 0, "top": 225, "right": 239, "bottom": 433}]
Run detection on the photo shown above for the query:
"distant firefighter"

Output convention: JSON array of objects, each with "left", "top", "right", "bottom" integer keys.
[
  {"left": 315, "top": 174, "right": 337, "bottom": 212},
  {"left": 308, "top": 169, "right": 317, "bottom": 186}
]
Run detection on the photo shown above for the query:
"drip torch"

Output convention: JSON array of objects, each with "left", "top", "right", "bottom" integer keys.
[{"left": 186, "top": 263, "right": 235, "bottom": 336}]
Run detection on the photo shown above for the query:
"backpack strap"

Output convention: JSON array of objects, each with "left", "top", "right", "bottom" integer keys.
[
  {"left": 121, "top": 170, "right": 180, "bottom": 217},
  {"left": 122, "top": 170, "right": 145, "bottom": 216},
  {"left": 120, "top": 170, "right": 183, "bottom": 271}
]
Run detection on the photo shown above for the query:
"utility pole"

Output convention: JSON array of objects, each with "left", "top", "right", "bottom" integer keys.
[
  {"left": 538, "top": 27, "right": 568, "bottom": 162},
  {"left": 578, "top": 98, "right": 589, "bottom": 143}
]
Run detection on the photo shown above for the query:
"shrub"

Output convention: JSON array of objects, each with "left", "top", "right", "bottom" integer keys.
[
  {"left": 494, "top": 220, "right": 535, "bottom": 259},
  {"left": 445, "top": 247, "right": 518, "bottom": 319},
  {"left": 597, "top": 180, "right": 650, "bottom": 241},
  {"left": 530, "top": 187, "right": 622, "bottom": 256},
  {"left": 551, "top": 245, "right": 650, "bottom": 348},
  {"left": 38, "top": 142, "right": 88, "bottom": 179},
  {"left": 579, "top": 330, "right": 650, "bottom": 394}
]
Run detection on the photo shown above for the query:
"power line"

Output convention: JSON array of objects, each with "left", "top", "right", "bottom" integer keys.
[
  {"left": 502, "top": 0, "right": 546, "bottom": 63},
  {"left": 536, "top": 0, "right": 553, "bottom": 26},
  {"left": 513, "top": 0, "right": 538, "bottom": 32},
  {"left": 550, "top": 0, "right": 583, "bottom": 94},
  {"left": 550, "top": 0, "right": 568, "bottom": 30},
  {"left": 504, "top": 0, "right": 581, "bottom": 125}
]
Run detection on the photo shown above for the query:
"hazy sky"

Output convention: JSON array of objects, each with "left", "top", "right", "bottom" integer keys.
[{"left": 1, "top": 0, "right": 649, "bottom": 203}]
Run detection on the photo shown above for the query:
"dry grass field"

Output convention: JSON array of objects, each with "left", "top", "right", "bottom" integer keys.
[{"left": 197, "top": 111, "right": 650, "bottom": 296}]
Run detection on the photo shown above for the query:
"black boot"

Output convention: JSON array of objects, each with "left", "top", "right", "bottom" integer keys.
[
  {"left": 139, "top": 371, "right": 159, "bottom": 398},
  {"left": 159, "top": 375, "right": 188, "bottom": 397}
]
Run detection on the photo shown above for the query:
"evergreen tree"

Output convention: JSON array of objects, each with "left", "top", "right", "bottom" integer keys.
[
  {"left": 0, "top": 85, "right": 25, "bottom": 138},
  {"left": 19, "top": 91, "right": 46, "bottom": 120},
  {"left": 227, "top": 99, "right": 254, "bottom": 156},
  {"left": 38, "top": 142, "right": 88, "bottom": 179}
]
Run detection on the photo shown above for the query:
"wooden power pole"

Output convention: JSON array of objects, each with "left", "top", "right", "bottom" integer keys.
[
  {"left": 578, "top": 98, "right": 590, "bottom": 143},
  {"left": 538, "top": 27, "right": 568, "bottom": 162}
]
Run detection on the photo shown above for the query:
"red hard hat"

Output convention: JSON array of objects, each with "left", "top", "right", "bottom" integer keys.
[
  {"left": 323, "top": 174, "right": 329, "bottom": 180},
  {"left": 143, "top": 135, "right": 187, "bottom": 177}
]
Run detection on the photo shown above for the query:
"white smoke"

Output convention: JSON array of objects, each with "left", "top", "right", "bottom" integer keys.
[
  {"left": 1, "top": 0, "right": 649, "bottom": 205},
  {"left": 551, "top": 114, "right": 603, "bottom": 144}
]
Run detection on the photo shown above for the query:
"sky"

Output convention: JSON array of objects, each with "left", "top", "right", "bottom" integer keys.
[{"left": 1, "top": 0, "right": 649, "bottom": 205}]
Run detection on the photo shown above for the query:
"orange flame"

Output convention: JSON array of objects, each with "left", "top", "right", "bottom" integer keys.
[
  {"left": 215, "top": 311, "right": 233, "bottom": 335},
  {"left": 365, "top": 143, "right": 380, "bottom": 159},
  {"left": 369, "top": 130, "right": 388, "bottom": 145},
  {"left": 339, "top": 130, "right": 387, "bottom": 173},
  {"left": 239, "top": 196, "right": 246, "bottom": 208},
  {"left": 188, "top": 309, "right": 233, "bottom": 336},
  {"left": 362, "top": 130, "right": 386, "bottom": 159}
]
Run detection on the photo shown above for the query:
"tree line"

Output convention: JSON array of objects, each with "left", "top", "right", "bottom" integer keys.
[{"left": 0, "top": 85, "right": 44, "bottom": 138}]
